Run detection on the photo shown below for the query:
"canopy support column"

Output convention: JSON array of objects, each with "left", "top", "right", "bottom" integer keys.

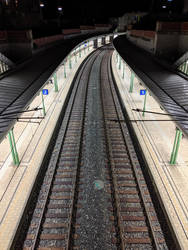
[
  {"left": 8, "top": 128, "right": 19, "bottom": 165},
  {"left": 54, "top": 73, "right": 58, "bottom": 92},
  {"left": 129, "top": 72, "right": 134, "bottom": 93},
  {"left": 170, "top": 128, "right": 182, "bottom": 164}
]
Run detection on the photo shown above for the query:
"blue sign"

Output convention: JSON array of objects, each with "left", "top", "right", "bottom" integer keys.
[
  {"left": 42, "top": 89, "right": 48, "bottom": 95},
  {"left": 140, "top": 89, "right": 146, "bottom": 95}
]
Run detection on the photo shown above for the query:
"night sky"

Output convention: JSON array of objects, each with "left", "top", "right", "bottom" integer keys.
[
  {"left": 62, "top": 0, "right": 151, "bottom": 17},
  {"left": 42, "top": 0, "right": 184, "bottom": 27},
  {"left": 44, "top": 0, "right": 152, "bottom": 22}
]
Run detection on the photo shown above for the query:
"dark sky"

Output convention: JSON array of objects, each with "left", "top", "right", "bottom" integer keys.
[
  {"left": 44, "top": 0, "right": 152, "bottom": 21},
  {"left": 62, "top": 0, "right": 150, "bottom": 16},
  {"left": 44, "top": 0, "right": 184, "bottom": 25}
]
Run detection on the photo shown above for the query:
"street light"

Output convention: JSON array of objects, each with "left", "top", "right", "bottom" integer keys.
[
  {"left": 39, "top": 1, "right": 45, "bottom": 20},
  {"left": 57, "top": 6, "right": 63, "bottom": 27},
  {"left": 58, "top": 6, "right": 63, "bottom": 12}
]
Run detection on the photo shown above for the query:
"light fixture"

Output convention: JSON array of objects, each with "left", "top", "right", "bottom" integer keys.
[
  {"left": 40, "top": 2, "right": 44, "bottom": 7},
  {"left": 162, "top": 5, "right": 167, "bottom": 8},
  {"left": 58, "top": 6, "right": 62, "bottom": 11}
]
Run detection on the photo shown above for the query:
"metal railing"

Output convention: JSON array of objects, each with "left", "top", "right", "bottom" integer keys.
[
  {"left": 179, "top": 60, "right": 188, "bottom": 75},
  {"left": 0, "top": 52, "right": 14, "bottom": 74}
]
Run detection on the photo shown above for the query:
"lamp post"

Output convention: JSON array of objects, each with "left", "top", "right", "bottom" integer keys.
[
  {"left": 39, "top": 1, "right": 44, "bottom": 20},
  {"left": 57, "top": 6, "right": 63, "bottom": 27}
]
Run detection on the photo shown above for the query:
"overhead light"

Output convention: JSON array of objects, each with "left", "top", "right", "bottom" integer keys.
[
  {"left": 162, "top": 5, "right": 167, "bottom": 8},
  {"left": 40, "top": 3, "right": 44, "bottom": 7},
  {"left": 58, "top": 6, "right": 62, "bottom": 11}
]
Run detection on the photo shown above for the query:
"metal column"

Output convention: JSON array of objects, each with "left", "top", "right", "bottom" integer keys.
[
  {"left": 122, "top": 64, "right": 125, "bottom": 79},
  {"left": 8, "top": 128, "right": 20, "bottom": 165},
  {"left": 69, "top": 55, "right": 72, "bottom": 69},
  {"left": 54, "top": 73, "right": 58, "bottom": 92},
  {"left": 79, "top": 45, "right": 81, "bottom": 57},
  {"left": 64, "top": 63, "right": 66, "bottom": 78},
  {"left": 74, "top": 50, "right": 77, "bottom": 63},
  {"left": 41, "top": 90, "right": 46, "bottom": 116},
  {"left": 118, "top": 57, "right": 121, "bottom": 70},
  {"left": 129, "top": 72, "right": 134, "bottom": 93},
  {"left": 170, "top": 128, "right": 182, "bottom": 164}
]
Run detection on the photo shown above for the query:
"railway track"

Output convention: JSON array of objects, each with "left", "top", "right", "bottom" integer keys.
[{"left": 15, "top": 45, "right": 169, "bottom": 250}]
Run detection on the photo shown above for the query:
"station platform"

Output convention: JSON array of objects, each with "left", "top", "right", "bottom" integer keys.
[
  {"left": 0, "top": 45, "right": 95, "bottom": 250},
  {"left": 112, "top": 51, "right": 188, "bottom": 250}
]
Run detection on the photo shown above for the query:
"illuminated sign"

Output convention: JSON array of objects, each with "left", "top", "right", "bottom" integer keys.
[
  {"left": 42, "top": 89, "right": 48, "bottom": 95},
  {"left": 140, "top": 89, "right": 146, "bottom": 95}
]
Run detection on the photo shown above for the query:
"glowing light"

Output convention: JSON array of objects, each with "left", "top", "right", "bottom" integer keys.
[
  {"left": 58, "top": 6, "right": 63, "bottom": 11},
  {"left": 162, "top": 5, "right": 167, "bottom": 8},
  {"left": 40, "top": 3, "right": 44, "bottom": 7}
]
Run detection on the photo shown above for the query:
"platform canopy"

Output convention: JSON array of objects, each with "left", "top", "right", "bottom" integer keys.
[
  {"left": 0, "top": 33, "right": 104, "bottom": 143},
  {"left": 113, "top": 35, "right": 188, "bottom": 138}
]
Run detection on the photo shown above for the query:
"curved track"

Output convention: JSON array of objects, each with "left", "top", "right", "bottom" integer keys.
[{"left": 15, "top": 45, "right": 169, "bottom": 250}]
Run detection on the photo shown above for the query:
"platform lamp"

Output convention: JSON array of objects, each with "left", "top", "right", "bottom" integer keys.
[
  {"left": 39, "top": 1, "right": 45, "bottom": 20},
  {"left": 57, "top": 6, "right": 63, "bottom": 12},
  {"left": 57, "top": 6, "right": 63, "bottom": 27},
  {"left": 39, "top": 1, "right": 45, "bottom": 8}
]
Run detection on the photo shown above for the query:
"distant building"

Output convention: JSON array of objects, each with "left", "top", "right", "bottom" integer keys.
[
  {"left": 117, "top": 12, "right": 148, "bottom": 32},
  {"left": 183, "top": 0, "right": 188, "bottom": 13},
  {"left": 2, "top": 0, "right": 40, "bottom": 12},
  {"left": 0, "top": 0, "right": 42, "bottom": 29}
]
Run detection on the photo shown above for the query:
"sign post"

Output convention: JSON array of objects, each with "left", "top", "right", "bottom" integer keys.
[
  {"left": 41, "top": 89, "right": 47, "bottom": 116},
  {"left": 140, "top": 89, "right": 147, "bottom": 116}
]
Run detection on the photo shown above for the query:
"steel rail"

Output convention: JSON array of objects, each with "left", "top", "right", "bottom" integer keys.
[
  {"left": 30, "top": 49, "right": 103, "bottom": 250},
  {"left": 67, "top": 49, "right": 104, "bottom": 249},
  {"left": 108, "top": 52, "right": 162, "bottom": 250},
  {"left": 100, "top": 50, "right": 123, "bottom": 249}
]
